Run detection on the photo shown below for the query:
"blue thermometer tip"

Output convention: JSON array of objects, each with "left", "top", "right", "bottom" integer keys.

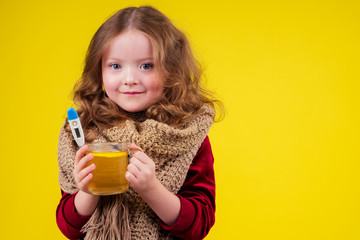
[{"left": 67, "top": 108, "right": 79, "bottom": 120}]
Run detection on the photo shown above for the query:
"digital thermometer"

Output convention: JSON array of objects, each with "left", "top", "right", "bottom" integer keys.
[{"left": 67, "top": 108, "right": 85, "bottom": 147}]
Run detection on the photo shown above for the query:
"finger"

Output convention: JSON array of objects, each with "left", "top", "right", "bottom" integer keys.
[
  {"left": 132, "top": 151, "right": 154, "bottom": 166},
  {"left": 127, "top": 162, "right": 141, "bottom": 177},
  {"left": 125, "top": 171, "right": 136, "bottom": 184},
  {"left": 78, "top": 173, "right": 94, "bottom": 191},
  {"left": 129, "top": 143, "right": 143, "bottom": 155},
  {"left": 129, "top": 156, "right": 144, "bottom": 167},
  {"left": 130, "top": 156, "right": 151, "bottom": 173},
  {"left": 75, "top": 145, "right": 88, "bottom": 165},
  {"left": 74, "top": 153, "right": 94, "bottom": 174},
  {"left": 75, "top": 163, "right": 96, "bottom": 184}
]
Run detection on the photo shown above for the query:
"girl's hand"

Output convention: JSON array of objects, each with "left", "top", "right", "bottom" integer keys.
[
  {"left": 73, "top": 145, "right": 96, "bottom": 194},
  {"left": 126, "top": 144, "right": 181, "bottom": 226},
  {"left": 126, "top": 143, "right": 157, "bottom": 195}
]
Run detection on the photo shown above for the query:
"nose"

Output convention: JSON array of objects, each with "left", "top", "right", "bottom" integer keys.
[{"left": 124, "top": 68, "right": 137, "bottom": 86}]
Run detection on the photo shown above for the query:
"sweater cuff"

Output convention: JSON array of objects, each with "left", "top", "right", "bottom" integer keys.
[
  {"left": 159, "top": 195, "right": 196, "bottom": 233},
  {"left": 64, "top": 192, "right": 91, "bottom": 229}
]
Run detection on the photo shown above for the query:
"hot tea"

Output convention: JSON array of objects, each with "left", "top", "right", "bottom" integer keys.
[{"left": 86, "top": 143, "right": 129, "bottom": 195}]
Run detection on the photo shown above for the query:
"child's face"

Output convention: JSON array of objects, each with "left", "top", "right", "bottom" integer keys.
[{"left": 102, "top": 30, "right": 164, "bottom": 113}]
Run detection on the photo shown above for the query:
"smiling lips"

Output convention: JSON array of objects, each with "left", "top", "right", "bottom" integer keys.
[{"left": 122, "top": 91, "right": 144, "bottom": 95}]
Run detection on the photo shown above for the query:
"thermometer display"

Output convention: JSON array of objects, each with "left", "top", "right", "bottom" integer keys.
[{"left": 67, "top": 108, "right": 85, "bottom": 147}]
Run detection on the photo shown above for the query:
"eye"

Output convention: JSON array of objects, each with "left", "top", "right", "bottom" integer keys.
[
  {"left": 140, "top": 63, "right": 153, "bottom": 70},
  {"left": 110, "top": 64, "right": 121, "bottom": 70}
]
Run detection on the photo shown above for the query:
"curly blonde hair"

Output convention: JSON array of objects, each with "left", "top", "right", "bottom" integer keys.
[{"left": 71, "top": 6, "right": 222, "bottom": 138}]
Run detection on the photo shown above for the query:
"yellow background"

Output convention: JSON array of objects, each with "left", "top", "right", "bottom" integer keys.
[{"left": 0, "top": 0, "right": 359, "bottom": 239}]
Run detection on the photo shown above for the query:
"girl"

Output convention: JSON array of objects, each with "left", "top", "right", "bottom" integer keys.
[{"left": 56, "top": 6, "right": 221, "bottom": 240}]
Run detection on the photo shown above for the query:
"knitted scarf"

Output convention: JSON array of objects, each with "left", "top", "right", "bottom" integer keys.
[{"left": 57, "top": 106, "right": 214, "bottom": 239}]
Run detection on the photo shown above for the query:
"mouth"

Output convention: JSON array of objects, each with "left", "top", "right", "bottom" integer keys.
[{"left": 122, "top": 91, "right": 144, "bottom": 95}]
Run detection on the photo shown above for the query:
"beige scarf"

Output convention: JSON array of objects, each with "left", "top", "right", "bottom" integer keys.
[{"left": 57, "top": 106, "right": 214, "bottom": 239}]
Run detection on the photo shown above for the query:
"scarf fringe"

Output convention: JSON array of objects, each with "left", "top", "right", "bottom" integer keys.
[{"left": 82, "top": 194, "right": 130, "bottom": 240}]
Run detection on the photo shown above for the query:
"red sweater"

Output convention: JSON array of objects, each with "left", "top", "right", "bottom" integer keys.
[{"left": 56, "top": 136, "right": 215, "bottom": 240}]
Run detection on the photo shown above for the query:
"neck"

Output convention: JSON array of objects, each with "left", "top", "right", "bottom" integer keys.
[{"left": 122, "top": 109, "right": 147, "bottom": 122}]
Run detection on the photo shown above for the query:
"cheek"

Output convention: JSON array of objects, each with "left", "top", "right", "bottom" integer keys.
[
  {"left": 149, "top": 83, "right": 164, "bottom": 98},
  {"left": 146, "top": 76, "right": 164, "bottom": 95},
  {"left": 103, "top": 81, "right": 114, "bottom": 92},
  {"left": 102, "top": 74, "right": 118, "bottom": 93}
]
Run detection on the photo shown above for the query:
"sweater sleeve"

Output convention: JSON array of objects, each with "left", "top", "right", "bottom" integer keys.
[
  {"left": 56, "top": 190, "right": 91, "bottom": 240},
  {"left": 159, "top": 136, "right": 216, "bottom": 239}
]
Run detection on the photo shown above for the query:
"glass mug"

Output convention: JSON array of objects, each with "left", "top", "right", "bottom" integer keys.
[{"left": 86, "top": 142, "right": 129, "bottom": 195}]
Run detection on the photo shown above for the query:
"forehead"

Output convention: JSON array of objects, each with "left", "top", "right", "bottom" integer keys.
[{"left": 103, "top": 30, "right": 153, "bottom": 59}]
